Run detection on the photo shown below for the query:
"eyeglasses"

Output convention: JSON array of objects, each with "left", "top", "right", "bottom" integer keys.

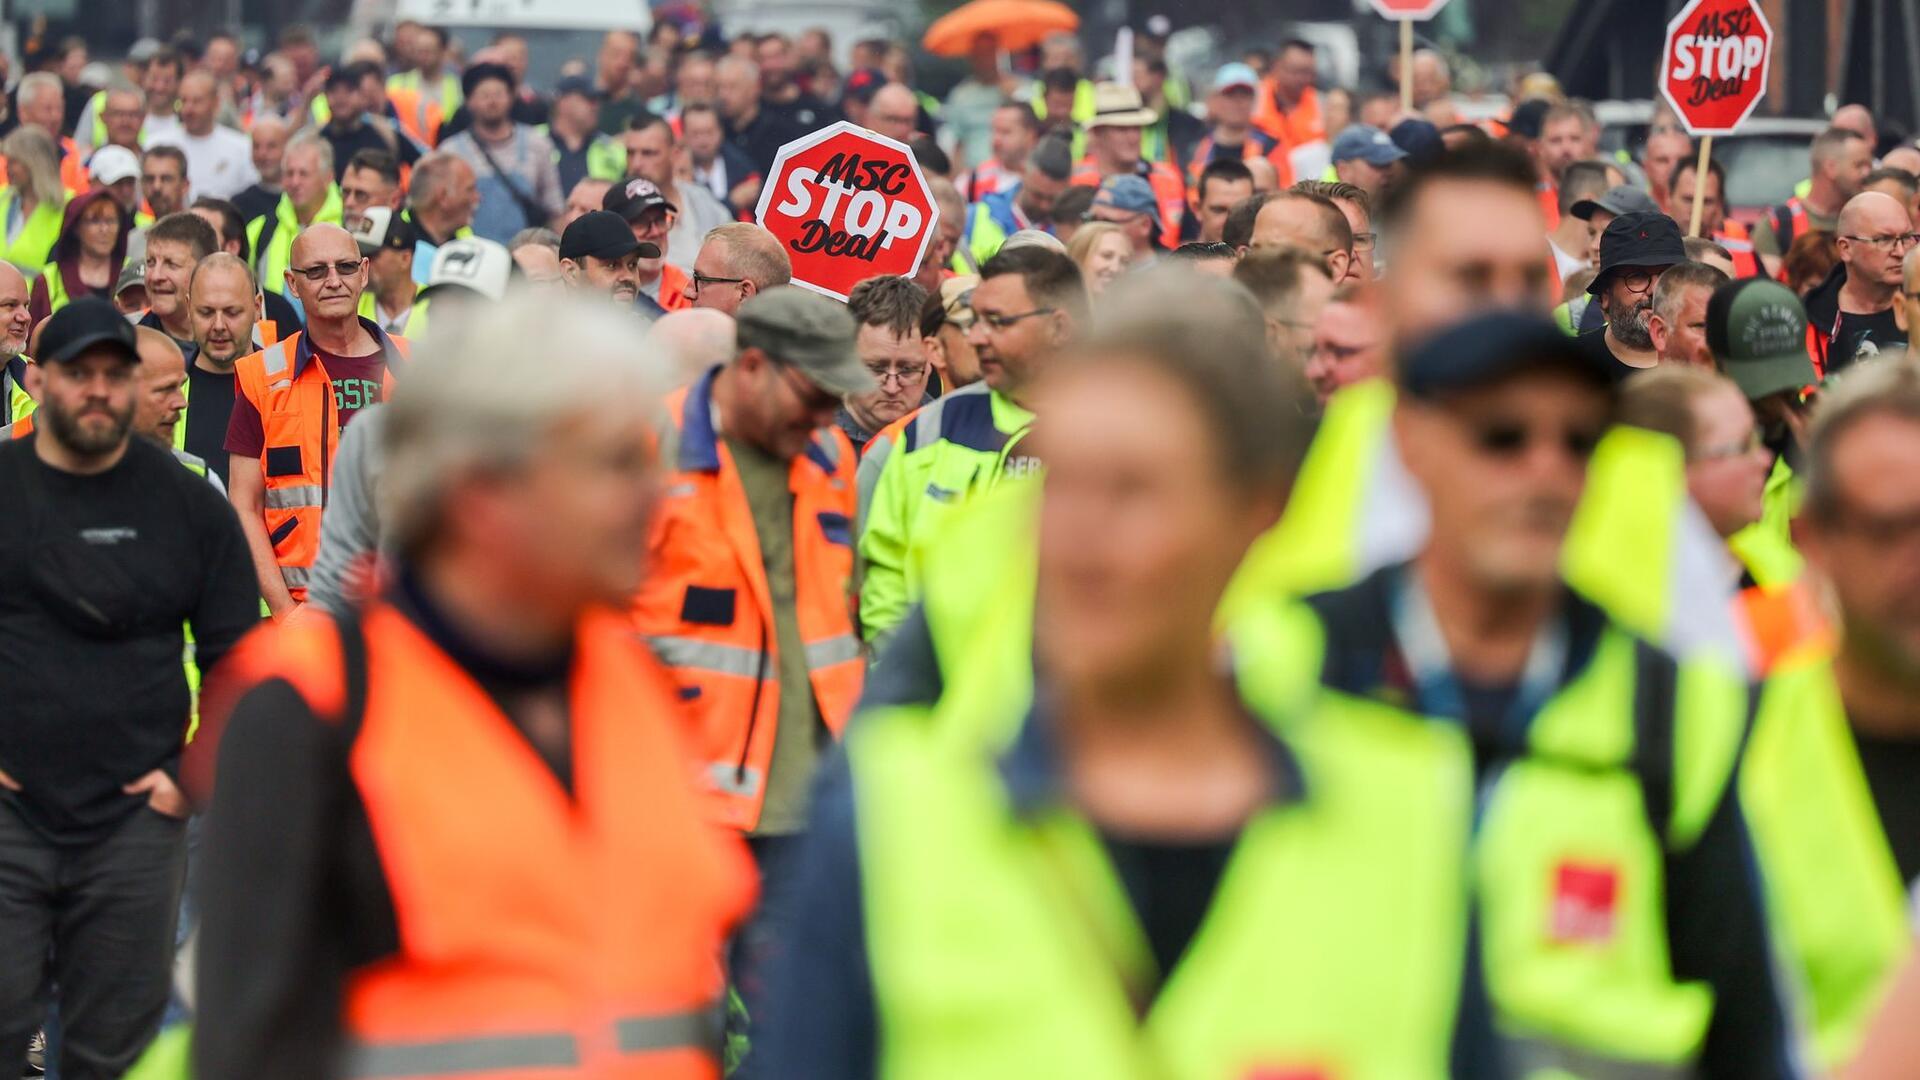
[
  {"left": 290, "top": 259, "right": 366, "bottom": 282},
  {"left": 1351, "top": 231, "right": 1378, "bottom": 252},
  {"left": 688, "top": 271, "right": 747, "bottom": 297},
  {"left": 1690, "top": 429, "right": 1763, "bottom": 462},
  {"left": 865, "top": 361, "right": 928, "bottom": 386},
  {"left": 1466, "top": 418, "right": 1604, "bottom": 462},
  {"left": 974, "top": 307, "right": 1056, "bottom": 331},
  {"left": 1614, "top": 268, "right": 1658, "bottom": 294},
  {"left": 1843, "top": 233, "right": 1920, "bottom": 250}
]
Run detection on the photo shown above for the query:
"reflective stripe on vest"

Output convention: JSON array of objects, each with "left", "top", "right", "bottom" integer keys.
[
  {"left": 1504, "top": 1035, "right": 1692, "bottom": 1080},
  {"left": 634, "top": 368, "right": 865, "bottom": 831},
  {"left": 344, "top": 1007, "right": 719, "bottom": 1078}
]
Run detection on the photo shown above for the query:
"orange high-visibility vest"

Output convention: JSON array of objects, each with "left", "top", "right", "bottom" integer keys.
[
  {"left": 58, "top": 137, "right": 87, "bottom": 194},
  {"left": 386, "top": 85, "right": 446, "bottom": 147},
  {"left": 216, "top": 601, "right": 755, "bottom": 1078},
  {"left": 632, "top": 368, "right": 864, "bottom": 832},
  {"left": 660, "top": 262, "right": 691, "bottom": 312},
  {"left": 1183, "top": 131, "right": 1294, "bottom": 191},
  {"left": 1740, "top": 577, "right": 1834, "bottom": 676},
  {"left": 230, "top": 324, "right": 409, "bottom": 602},
  {"left": 1251, "top": 82, "right": 1324, "bottom": 151}
]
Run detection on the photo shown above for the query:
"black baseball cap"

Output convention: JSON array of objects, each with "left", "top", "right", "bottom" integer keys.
[
  {"left": 1507, "top": 98, "right": 1552, "bottom": 140},
  {"left": 38, "top": 297, "right": 141, "bottom": 365},
  {"left": 553, "top": 74, "right": 602, "bottom": 101},
  {"left": 1588, "top": 211, "right": 1686, "bottom": 296},
  {"left": 603, "top": 177, "right": 678, "bottom": 222},
  {"left": 560, "top": 210, "right": 643, "bottom": 262},
  {"left": 1400, "top": 310, "right": 1611, "bottom": 401}
]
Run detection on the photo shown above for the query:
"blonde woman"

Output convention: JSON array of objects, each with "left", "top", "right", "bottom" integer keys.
[
  {"left": 0, "top": 127, "right": 69, "bottom": 279},
  {"left": 1067, "top": 220, "right": 1130, "bottom": 296}
]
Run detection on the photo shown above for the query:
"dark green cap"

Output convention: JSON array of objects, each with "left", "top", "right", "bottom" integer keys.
[
  {"left": 1706, "top": 278, "right": 1817, "bottom": 400},
  {"left": 735, "top": 286, "right": 874, "bottom": 397}
]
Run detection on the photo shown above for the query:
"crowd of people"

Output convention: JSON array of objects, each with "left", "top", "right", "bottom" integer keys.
[{"left": 2, "top": 7, "right": 1920, "bottom": 1080}]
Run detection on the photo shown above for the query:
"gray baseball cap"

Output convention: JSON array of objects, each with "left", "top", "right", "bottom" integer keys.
[
  {"left": 1570, "top": 184, "right": 1662, "bottom": 222},
  {"left": 736, "top": 287, "right": 875, "bottom": 397}
]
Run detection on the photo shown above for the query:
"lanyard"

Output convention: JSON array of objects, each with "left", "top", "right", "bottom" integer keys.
[{"left": 1388, "top": 567, "right": 1567, "bottom": 750}]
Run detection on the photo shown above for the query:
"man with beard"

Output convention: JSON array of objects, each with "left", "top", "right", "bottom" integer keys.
[
  {"left": 0, "top": 299, "right": 255, "bottom": 1079},
  {"left": 558, "top": 210, "right": 644, "bottom": 305},
  {"left": 1579, "top": 211, "right": 1685, "bottom": 380},
  {"left": 836, "top": 276, "right": 929, "bottom": 459}
]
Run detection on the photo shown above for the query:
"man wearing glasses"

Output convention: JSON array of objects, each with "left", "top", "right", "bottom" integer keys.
[
  {"left": 1578, "top": 211, "right": 1685, "bottom": 381},
  {"left": 1808, "top": 191, "right": 1914, "bottom": 374},
  {"left": 689, "top": 222, "right": 793, "bottom": 316},
  {"left": 630, "top": 287, "right": 868, "bottom": 1070},
  {"left": 834, "top": 276, "right": 930, "bottom": 455},
  {"left": 227, "top": 223, "right": 409, "bottom": 617},
  {"left": 858, "top": 246, "right": 1086, "bottom": 646}
]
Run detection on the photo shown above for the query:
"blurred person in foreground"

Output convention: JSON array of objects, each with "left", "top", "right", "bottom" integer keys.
[
  {"left": 191, "top": 291, "right": 755, "bottom": 1079},
  {"left": 1284, "top": 311, "right": 1801, "bottom": 1076},
  {"left": 768, "top": 270, "right": 1496, "bottom": 1078},
  {"left": 1798, "top": 363, "right": 1920, "bottom": 1080}
]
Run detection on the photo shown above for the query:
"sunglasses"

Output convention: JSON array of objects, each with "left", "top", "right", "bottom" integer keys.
[
  {"left": 290, "top": 259, "right": 366, "bottom": 283},
  {"left": 1466, "top": 418, "right": 1605, "bottom": 462}
]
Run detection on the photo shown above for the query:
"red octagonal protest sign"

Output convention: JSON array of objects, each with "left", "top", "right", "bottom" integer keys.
[
  {"left": 1660, "top": 0, "right": 1773, "bottom": 136},
  {"left": 754, "top": 121, "right": 940, "bottom": 302},
  {"left": 1367, "top": 0, "right": 1451, "bottom": 20}
]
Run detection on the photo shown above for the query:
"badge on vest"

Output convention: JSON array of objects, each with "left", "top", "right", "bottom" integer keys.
[{"left": 1549, "top": 860, "right": 1621, "bottom": 943}]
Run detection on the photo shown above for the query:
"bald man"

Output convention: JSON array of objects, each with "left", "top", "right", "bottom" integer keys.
[
  {"left": 1812, "top": 190, "right": 1913, "bottom": 373},
  {"left": 648, "top": 307, "right": 735, "bottom": 388},
  {"left": 1250, "top": 191, "right": 1355, "bottom": 281},
  {"left": 868, "top": 83, "right": 920, "bottom": 145},
  {"left": 228, "top": 222, "right": 408, "bottom": 614}
]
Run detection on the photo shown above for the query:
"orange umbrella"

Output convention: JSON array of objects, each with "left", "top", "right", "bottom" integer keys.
[{"left": 922, "top": 0, "right": 1080, "bottom": 57}]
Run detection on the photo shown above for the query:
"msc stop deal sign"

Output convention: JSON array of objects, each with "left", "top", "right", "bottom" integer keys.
[
  {"left": 1660, "top": 0, "right": 1773, "bottom": 135},
  {"left": 755, "top": 121, "right": 940, "bottom": 302}
]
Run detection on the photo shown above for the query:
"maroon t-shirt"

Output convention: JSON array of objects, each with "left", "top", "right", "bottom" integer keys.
[{"left": 226, "top": 343, "right": 387, "bottom": 459}]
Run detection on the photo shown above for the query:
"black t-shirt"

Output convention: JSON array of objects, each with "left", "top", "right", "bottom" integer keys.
[
  {"left": 763, "top": 92, "right": 838, "bottom": 134},
  {"left": 231, "top": 183, "right": 280, "bottom": 225},
  {"left": 1828, "top": 307, "right": 1906, "bottom": 374},
  {"left": 1577, "top": 326, "right": 1653, "bottom": 383},
  {"left": 184, "top": 361, "right": 239, "bottom": 483},
  {"left": 727, "top": 110, "right": 800, "bottom": 178},
  {"left": 1852, "top": 730, "right": 1920, "bottom": 888},
  {"left": 0, "top": 435, "right": 259, "bottom": 844},
  {"left": 1100, "top": 830, "right": 1238, "bottom": 993}
]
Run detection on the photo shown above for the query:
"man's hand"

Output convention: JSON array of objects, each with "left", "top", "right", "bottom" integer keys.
[
  {"left": 0, "top": 765, "right": 19, "bottom": 791},
  {"left": 124, "top": 769, "right": 189, "bottom": 818}
]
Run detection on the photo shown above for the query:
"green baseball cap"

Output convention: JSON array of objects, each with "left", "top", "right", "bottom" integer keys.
[
  {"left": 1706, "top": 278, "right": 1817, "bottom": 400},
  {"left": 735, "top": 286, "right": 875, "bottom": 398}
]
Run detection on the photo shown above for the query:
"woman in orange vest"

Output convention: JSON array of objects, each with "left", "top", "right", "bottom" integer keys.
[{"left": 189, "top": 293, "right": 755, "bottom": 1080}]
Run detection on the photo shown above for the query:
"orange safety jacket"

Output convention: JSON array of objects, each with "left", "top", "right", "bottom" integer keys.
[
  {"left": 1717, "top": 232, "right": 1763, "bottom": 278},
  {"left": 58, "top": 137, "right": 87, "bottom": 194},
  {"left": 1251, "top": 82, "right": 1323, "bottom": 151},
  {"left": 216, "top": 600, "right": 756, "bottom": 1079},
  {"left": 1070, "top": 159, "right": 1186, "bottom": 251},
  {"left": 632, "top": 367, "right": 864, "bottom": 832},
  {"left": 660, "top": 262, "right": 692, "bottom": 312},
  {"left": 386, "top": 85, "right": 446, "bottom": 147},
  {"left": 1183, "top": 129, "right": 1294, "bottom": 191},
  {"left": 1740, "top": 576, "right": 1834, "bottom": 677},
  {"left": 231, "top": 321, "right": 409, "bottom": 603}
]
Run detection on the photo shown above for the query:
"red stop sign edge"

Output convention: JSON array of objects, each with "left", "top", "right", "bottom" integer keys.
[
  {"left": 1658, "top": 0, "right": 1773, "bottom": 137},
  {"left": 1366, "top": 0, "right": 1451, "bottom": 19},
  {"left": 752, "top": 120, "right": 942, "bottom": 303}
]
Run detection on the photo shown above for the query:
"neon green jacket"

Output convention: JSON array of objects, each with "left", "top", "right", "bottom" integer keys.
[
  {"left": 856, "top": 381, "right": 1034, "bottom": 646},
  {"left": 847, "top": 597, "right": 1479, "bottom": 1079},
  {"left": 246, "top": 186, "right": 344, "bottom": 297},
  {"left": 0, "top": 188, "right": 67, "bottom": 279}
]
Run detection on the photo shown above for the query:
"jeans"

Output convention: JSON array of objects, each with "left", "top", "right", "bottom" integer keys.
[
  {"left": 0, "top": 800, "right": 187, "bottom": 1080},
  {"left": 727, "top": 834, "right": 806, "bottom": 1080}
]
